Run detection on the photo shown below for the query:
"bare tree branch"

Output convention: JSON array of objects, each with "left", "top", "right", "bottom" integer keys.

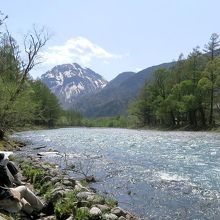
[{"left": 10, "top": 26, "right": 50, "bottom": 102}]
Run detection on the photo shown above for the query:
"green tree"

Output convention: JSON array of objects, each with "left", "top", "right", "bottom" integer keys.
[
  {"left": 203, "top": 33, "right": 220, "bottom": 125},
  {"left": 31, "top": 80, "right": 61, "bottom": 127}
]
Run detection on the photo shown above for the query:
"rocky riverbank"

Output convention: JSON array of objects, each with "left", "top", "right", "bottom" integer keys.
[
  {"left": 17, "top": 155, "right": 142, "bottom": 220},
  {"left": 0, "top": 136, "right": 143, "bottom": 220}
]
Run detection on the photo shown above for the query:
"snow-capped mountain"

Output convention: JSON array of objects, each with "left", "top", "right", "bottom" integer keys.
[{"left": 41, "top": 63, "right": 108, "bottom": 108}]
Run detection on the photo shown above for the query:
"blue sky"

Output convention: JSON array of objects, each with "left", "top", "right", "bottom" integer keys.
[{"left": 1, "top": 0, "right": 220, "bottom": 80}]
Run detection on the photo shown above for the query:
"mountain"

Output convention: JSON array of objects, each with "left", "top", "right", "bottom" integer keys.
[
  {"left": 75, "top": 62, "right": 174, "bottom": 117},
  {"left": 41, "top": 63, "right": 107, "bottom": 108},
  {"left": 104, "top": 72, "right": 135, "bottom": 89}
]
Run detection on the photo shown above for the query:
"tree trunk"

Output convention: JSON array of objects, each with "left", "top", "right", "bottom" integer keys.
[
  {"left": 199, "top": 106, "right": 206, "bottom": 127},
  {"left": 170, "top": 111, "right": 176, "bottom": 126},
  {"left": 0, "top": 129, "right": 5, "bottom": 140},
  {"left": 209, "top": 82, "right": 214, "bottom": 126}
]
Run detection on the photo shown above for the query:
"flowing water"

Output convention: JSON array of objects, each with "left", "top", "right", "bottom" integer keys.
[{"left": 12, "top": 128, "right": 220, "bottom": 219}]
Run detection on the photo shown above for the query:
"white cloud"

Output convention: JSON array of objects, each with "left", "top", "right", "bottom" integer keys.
[{"left": 41, "top": 37, "right": 122, "bottom": 67}]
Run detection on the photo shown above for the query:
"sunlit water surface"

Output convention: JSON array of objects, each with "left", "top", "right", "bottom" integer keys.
[{"left": 12, "top": 128, "right": 220, "bottom": 219}]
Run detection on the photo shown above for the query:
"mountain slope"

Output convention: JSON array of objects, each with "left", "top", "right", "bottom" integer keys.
[
  {"left": 105, "top": 71, "right": 135, "bottom": 89},
  {"left": 75, "top": 62, "right": 174, "bottom": 117},
  {"left": 41, "top": 63, "right": 107, "bottom": 108}
]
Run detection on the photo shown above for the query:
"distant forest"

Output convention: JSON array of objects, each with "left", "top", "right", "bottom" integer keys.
[{"left": 0, "top": 11, "right": 219, "bottom": 137}]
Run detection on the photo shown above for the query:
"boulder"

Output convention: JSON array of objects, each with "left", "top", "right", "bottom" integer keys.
[
  {"left": 49, "top": 188, "right": 66, "bottom": 204},
  {"left": 65, "top": 215, "right": 74, "bottom": 220},
  {"left": 85, "top": 175, "right": 96, "bottom": 182},
  {"left": 77, "top": 200, "right": 90, "bottom": 207},
  {"left": 125, "top": 214, "right": 133, "bottom": 220},
  {"left": 87, "top": 195, "right": 105, "bottom": 205},
  {"left": 89, "top": 207, "right": 102, "bottom": 218},
  {"left": 118, "top": 217, "right": 126, "bottom": 220},
  {"left": 103, "top": 213, "right": 118, "bottom": 220},
  {"left": 77, "top": 191, "right": 94, "bottom": 200},
  {"left": 96, "top": 204, "right": 111, "bottom": 212},
  {"left": 63, "top": 179, "right": 75, "bottom": 188},
  {"left": 74, "top": 181, "right": 90, "bottom": 192},
  {"left": 111, "top": 207, "right": 126, "bottom": 217},
  {"left": 42, "top": 175, "right": 52, "bottom": 182}
]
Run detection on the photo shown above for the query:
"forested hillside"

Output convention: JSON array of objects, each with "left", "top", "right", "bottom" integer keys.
[{"left": 129, "top": 34, "right": 220, "bottom": 129}]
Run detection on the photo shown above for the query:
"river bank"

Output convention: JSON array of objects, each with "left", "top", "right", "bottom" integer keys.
[
  {"left": 0, "top": 136, "right": 142, "bottom": 220},
  {"left": 12, "top": 127, "right": 220, "bottom": 219}
]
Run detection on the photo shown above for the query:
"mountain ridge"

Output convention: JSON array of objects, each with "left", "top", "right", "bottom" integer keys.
[
  {"left": 74, "top": 62, "right": 174, "bottom": 117},
  {"left": 41, "top": 63, "right": 108, "bottom": 108},
  {"left": 41, "top": 61, "right": 174, "bottom": 117}
]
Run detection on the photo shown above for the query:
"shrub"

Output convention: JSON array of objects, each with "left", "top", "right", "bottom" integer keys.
[
  {"left": 76, "top": 208, "right": 90, "bottom": 220},
  {"left": 54, "top": 191, "right": 77, "bottom": 219}
]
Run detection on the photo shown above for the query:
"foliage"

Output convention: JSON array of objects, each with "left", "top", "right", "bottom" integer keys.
[
  {"left": 57, "top": 109, "right": 83, "bottom": 127},
  {"left": 54, "top": 191, "right": 77, "bottom": 220},
  {"left": 19, "top": 161, "right": 45, "bottom": 188},
  {"left": 0, "top": 15, "right": 84, "bottom": 134},
  {"left": 129, "top": 33, "right": 220, "bottom": 129},
  {"left": 84, "top": 115, "right": 129, "bottom": 128},
  {"left": 105, "top": 198, "right": 118, "bottom": 208},
  {"left": 75, "top": 208, "right": 90, "bottom": 220},
  {"left": 30, "top": 80, "right": 62, "bottom": 127},
  {"left": 1, "top": 13, "right": 220, "bottom": 131}
]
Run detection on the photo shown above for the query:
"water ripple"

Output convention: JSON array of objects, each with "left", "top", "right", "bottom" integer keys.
[{"left": 12, "top": 128, "right": 220, "bottom": 219}]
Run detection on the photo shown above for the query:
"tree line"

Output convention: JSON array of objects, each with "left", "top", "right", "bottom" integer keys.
[
  {"left": 129, "top": 33, "right": 220, "bottom": 129},
  {"left": 1, "top": 12, "right": 219, "bottom": 134}
]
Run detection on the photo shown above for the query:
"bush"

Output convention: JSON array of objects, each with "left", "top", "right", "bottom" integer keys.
[
  {"left": 76, "top": 208, "right": 90, "bottom": 220},
  {"left": 54, "top": 191, "right": 77, "bottom": 220}
]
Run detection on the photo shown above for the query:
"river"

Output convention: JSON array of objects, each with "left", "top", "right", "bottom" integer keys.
[{"left": 12, "top": 128, "right": 220, "bottom": 219}]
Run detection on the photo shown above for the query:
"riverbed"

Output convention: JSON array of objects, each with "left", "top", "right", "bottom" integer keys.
[{"left": 12, "top": 128, "right": 220, "bottom": 219}]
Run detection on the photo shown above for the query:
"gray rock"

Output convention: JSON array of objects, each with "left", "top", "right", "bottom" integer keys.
[
  {"left": 77, "top": 200, "right": 90, "bottom": 207},
  {"left": 74, "top": 184, "right": 82, "bottom": 192},
  {"left": 50, "top": 177, "right": 62, "bottom": 184},
  {"left": 96, "top": 204, "right": 111, "bottom": 212},
  {"left": 75, "top": 181, "right": 90, "bottom": 192},
  {"left": 42, "top": 175, "right": 52, "bottom": 182},
  {"left": 125, "top": 212, "right": 142, "bottom": 220},
  {"left": 63, "top": 180, "right": 75, "bottom": 187},
  {"left": 89, "top": 207, "right": 102, "bottom": 217},
  {"left": 103, "top": 213, "right": 118, "bottom": 220},
  {"left": 49, "top": 187, "right": 66, "bottom": 204},
  {"left": 111, "top": 207, "right": 126, "bottom": 217},
  {"left": 87, "top": 195, "right": 105, "bottom": 205},
  {"left": 65, "top": 177, "right": 76, "bottom": 185},
  {"left": 77, "top": 191, "right": 94, "bottom": 200},
  {"left": 40, "top": 216, "right": 56, "bottom": 220},
  {"left": 118, "top": 217, "right": 126, "bottom": 220},
  {"left": 65, "top": 215, "right": 74, "bottom": 220},
  {"left": 54, "top": 182, "right": 63, "bottom": 188}
]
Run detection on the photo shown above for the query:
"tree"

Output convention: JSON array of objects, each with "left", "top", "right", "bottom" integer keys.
[
  {"left": 8, "top": 26, "right": 50, "bottom": 102},
  {"left": 31, "top": 80, "right": 61, "bottom": 127},
  {"left": 0, "top": 25, "right": 50, "bottom": 135},
  {"left": 129, "top": 33, "right": 220, "bottom": 129},
  {"left": 204, "top": 33, "right": 220, "bottom": 125}
]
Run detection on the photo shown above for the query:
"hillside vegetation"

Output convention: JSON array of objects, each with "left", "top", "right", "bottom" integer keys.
[{"left": 129, "top": 35, "right": 220, "bottom": 129}]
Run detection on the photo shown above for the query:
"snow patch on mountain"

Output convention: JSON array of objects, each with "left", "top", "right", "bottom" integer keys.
[{"left": 41, "top": 63, "right": 107, "bottom": 108}]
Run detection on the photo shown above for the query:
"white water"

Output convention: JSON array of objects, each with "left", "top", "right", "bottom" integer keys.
[{"left": 13, "top": 128, "right": 220, "bottom": 219}]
